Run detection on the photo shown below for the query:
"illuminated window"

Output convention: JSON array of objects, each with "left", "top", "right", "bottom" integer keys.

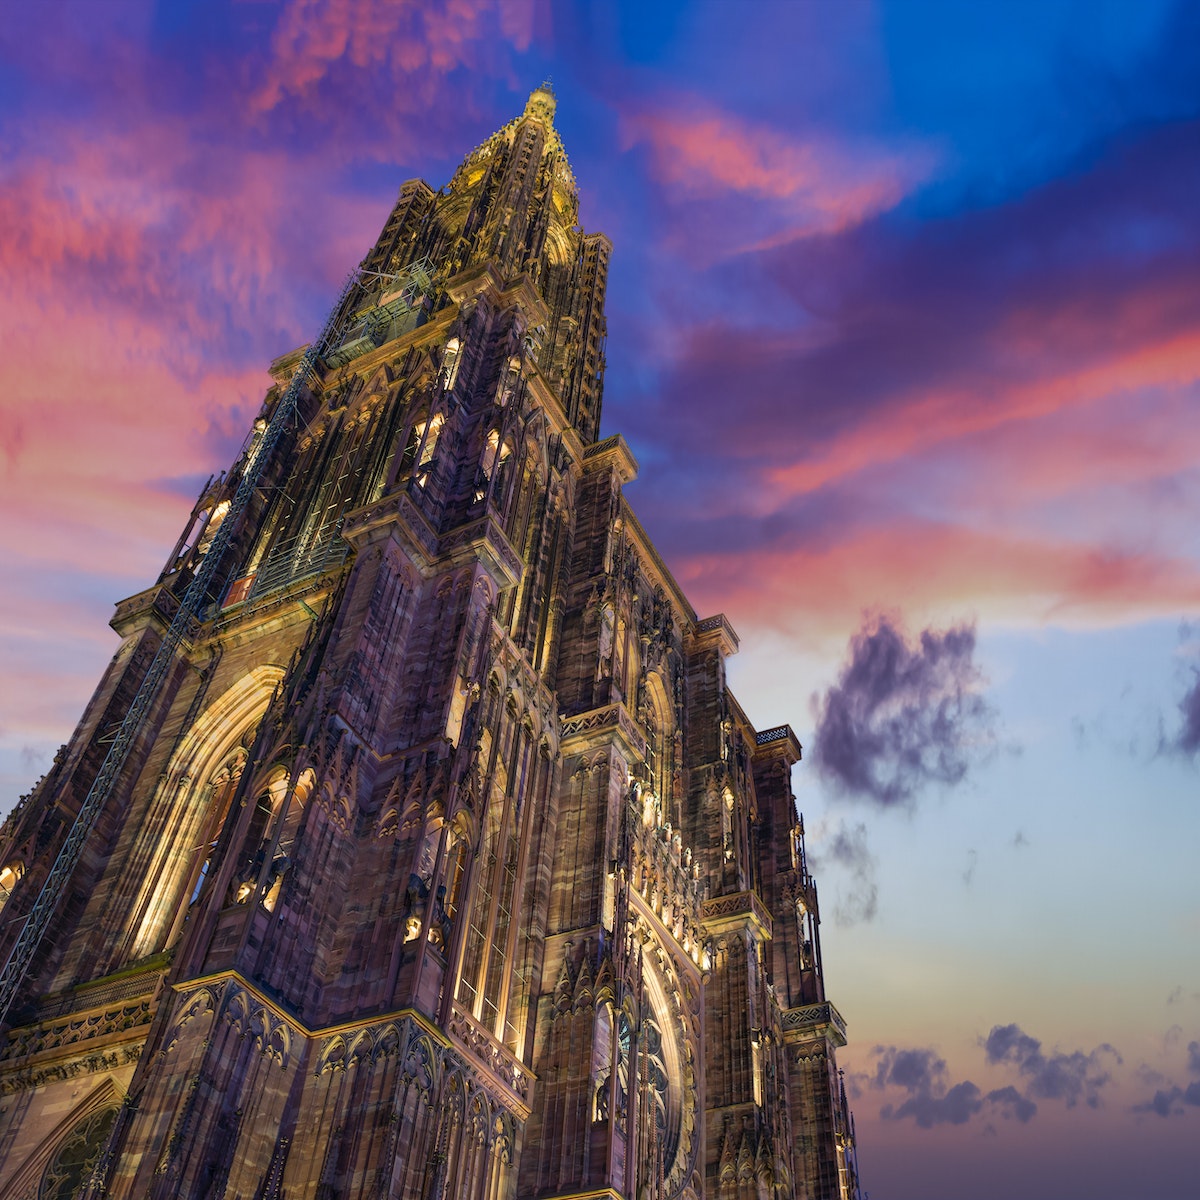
[
  {"left": 0, "top": 861, "right": 23, "bottom": 911},
  {"left": 440, "top": 337, "right": 462, "bottom": 391},
  {"left": 480, "top": 429, "right": 513, "bottom": 480},
  {"left": 456, "top": 766, "right": 521, "bottom": 1042},
  {"left": 196, "top": 500, "right": 230, "bottom": 556},
  {"left": 476, "top": 429, "right": 514, "bottom": 501}
]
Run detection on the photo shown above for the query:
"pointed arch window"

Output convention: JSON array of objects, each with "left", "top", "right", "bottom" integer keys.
[
  {"left": 195, "top": 499, "right": 230, "bottom": 556},
  {"left": 476, "top": 428, "right": 514, "bottom": 502},
  {"left": 399, "top": 411, "right": 446, "bottom": 487},
  {"left": 440, "top": 337, "right": 462, "bottom": 392},
  {"left": 0, "top": 861, "right": 24, "bottom": 913}
]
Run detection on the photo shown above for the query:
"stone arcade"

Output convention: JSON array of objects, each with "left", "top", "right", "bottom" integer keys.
[{"left": 0, "top": 87, "right": 861, "bottom": 1200}]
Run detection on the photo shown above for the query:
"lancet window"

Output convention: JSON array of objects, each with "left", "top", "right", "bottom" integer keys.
[
  {"left": 440, "top": 337, "right": 462, "bottom": 391},
  {"left": 399, "top": 411, "right": 445, "bottom": 486},
  {"left": 0, "top": 861, "right": 23, "bottom": 913}
]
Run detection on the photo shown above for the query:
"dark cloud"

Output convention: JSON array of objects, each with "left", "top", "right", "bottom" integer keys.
[
  {"left": 889, "top": 1081, "right": 983, "bottom": 1129},
  {"left": 871, "top": 1044, "right": 1038, "bottom": 1129},
  {"left": 812, "top": 615, "right": 995, "bottom": 807},
  {"left": 809, "top": 820, "right": 878, "bottom": 926},
  {"left": 1166, "top": 985, "right": 1200, "bottom": 1006},
  {"left": 1165, "top": 666, "right": 1200, "bottom": 758},
  {"left": 983, "top": 1024, "right": 1121, "bottom": 1108},
  {"left": 873, "top": 1046, "right": 947, "bottom": 1094},
  {"left": 1134, "top": 1037, "right": 1200, "bottom": 1116},
  {"left": 1134, "top": 1082, "right": 1200, "bottom": 1118},
  {"left": 983, "top": 1085, "right": 1037, "bottom": 1124}
]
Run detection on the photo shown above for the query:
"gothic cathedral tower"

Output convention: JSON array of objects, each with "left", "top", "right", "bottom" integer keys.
[{"left": 0, "top": 88, "right": 861, "bottom": 1200}]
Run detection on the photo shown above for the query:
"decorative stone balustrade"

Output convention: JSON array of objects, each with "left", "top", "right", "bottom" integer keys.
[{"left": 780, "top": 1001, "right": 847, "bottom": 1047}]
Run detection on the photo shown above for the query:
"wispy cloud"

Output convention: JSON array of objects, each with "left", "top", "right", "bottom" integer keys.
[
  {"left": 621, "top": 96, "right": 929, "bottom": 246},
  {"left": 811, "top": 614, "right": 996, "bottom": 807},
  {"left": 808, "top": 819, "right": 878, "bottom": 926}
]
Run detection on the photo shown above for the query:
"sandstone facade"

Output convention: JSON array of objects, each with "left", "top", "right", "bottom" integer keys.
[{"left": 0, "top": 87, "right": 861, "bottom": 1200}]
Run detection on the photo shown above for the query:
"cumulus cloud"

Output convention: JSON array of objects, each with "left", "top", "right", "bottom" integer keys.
[
  {"left": 871, "top": 1045, "right": 1037, "bottom": 1129},
  {"left": 808, "top": 819, "right": 877, "bottom": 926},
  {"left": 983, "top": 1024, "right": 1121, "bottom": 1108},
  {"left": 812, "top": 615, "right": 996, "bottom": 807},
  {"left": 1134, "top": 1034, "right": 1200, "bottom": 1116},
  {"left": 1134, "top": 1082, "right": 1200, "bottom": 1117}
]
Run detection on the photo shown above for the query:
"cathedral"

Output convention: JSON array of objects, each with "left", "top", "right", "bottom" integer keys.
[{"left": 0, "top": 87, "right": 861, "bottom": 1200}]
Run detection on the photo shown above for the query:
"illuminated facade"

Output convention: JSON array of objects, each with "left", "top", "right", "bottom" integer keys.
[{"left": 0, "top": 88, "right": 860, "bottom": 1200}]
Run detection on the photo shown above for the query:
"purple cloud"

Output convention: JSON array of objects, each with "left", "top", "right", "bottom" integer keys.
[
  {"left": 809, "top": 820, "right": 878, "bottom": 926},
  {"left": 1167, "top": 667, "right": 1200, "bottom": 757},
  {"left": 1137, "top": 1038, "right": 1200, "bottom": 1116},
  {"left": 872, "top": 1045, "right": 1038, "bottom": 1129},
  {"left": 984, "top": 1024, "right": 1121, "bottom": 1108},
  {"left": 1135, "top": 1082, "right": 1200, "bottom": 1118},
  {"left": 812, "top": 615, "right": 995, "bottom": 807}
]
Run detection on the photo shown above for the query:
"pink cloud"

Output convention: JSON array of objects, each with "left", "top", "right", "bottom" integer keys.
[
  {"left": 673, "top": 520, "right": 1200, "bottom": 649},
  {"left": 765, "top": 328, "right": 1200, "bottom": 502},
  {"left": 251, "top": 0, "right": 535, "bottom": 114},
  {"left": 622, "top": 97, "right": 931, "bottom": 240}
]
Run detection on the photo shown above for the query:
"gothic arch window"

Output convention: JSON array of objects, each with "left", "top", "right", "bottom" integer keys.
[
  {"left": 643, "top": 671, "right": 673, "bottom": 808},
  {"left": 496, "top": 355, "right": 521, "bottom": 408},
  {"left": 456, "top": 754, "right": 523, "bottom": 1043},
  {"left": 440, "top": 337, "right": 462, "bottom": 391},
  {"left": 442, "top": 820, "right": 470, "bottom": 928},
  {"left": 0, "top": 860, "right": 23, "bottom": 911},
  {"left": 234, "top": 766, "right": 310, "bottom": 913},
  {"left": 400, "top": 411, "right": 445, "bottom": 486},
  {"left": 479, "top": 428, "right": 513, "bottom": 488},
  {"left": 261, "top": 769, "right": 313, "bottom": 913},
  {"left": 38, "top": 1105, "right": 119, "bottom": 1200},
  {"left": 195, "top": 499, "right": 230, "bottom": 556},
  {"left": 620, "top": 966, "right": 690, "bottom": 1194},
  {"left": 125, "top": 666, "right": 283, "bottom": 963},
  {"left": 185, "top": 751, "right": 246, "bottom": 907}
]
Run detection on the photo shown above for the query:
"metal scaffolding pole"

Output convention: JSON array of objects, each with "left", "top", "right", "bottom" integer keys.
[{"left": 0, "top": 269, "right": 362, "bottom": 1026}]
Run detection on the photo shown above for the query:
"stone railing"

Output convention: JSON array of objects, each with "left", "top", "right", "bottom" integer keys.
[
  {"left": 447, "top": 1003, "right": 532, "bottom": 1116},
  {"left": 780, "top": 1001, "right": 847, "bottom": 1047},
  {"left": 701, "top": 890, "right": 774, "bottom": 940},
  {"left": 560, "top": 703, "right": 647, "bottom": 758}
]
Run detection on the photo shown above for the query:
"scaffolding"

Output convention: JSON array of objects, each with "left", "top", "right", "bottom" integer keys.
[
  {"left": 324, "top": 257, "right": 434, "bottom": 367},
  {"left": 0, "top": 269, "right": 365, "bottom": 1026}
]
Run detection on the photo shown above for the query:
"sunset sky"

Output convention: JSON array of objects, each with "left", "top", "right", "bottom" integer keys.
[{"left": 2, "top": 2, "right": 1198, "bottom": 1196}]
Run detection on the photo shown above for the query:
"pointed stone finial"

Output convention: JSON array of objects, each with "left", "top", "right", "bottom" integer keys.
[{"left": 524, "top": 82, "right": 556, "bottom": 124}]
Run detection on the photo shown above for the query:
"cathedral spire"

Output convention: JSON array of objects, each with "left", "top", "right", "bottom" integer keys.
[{"left": 522, "top": 80, "right": 556, "bottom": 125}]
